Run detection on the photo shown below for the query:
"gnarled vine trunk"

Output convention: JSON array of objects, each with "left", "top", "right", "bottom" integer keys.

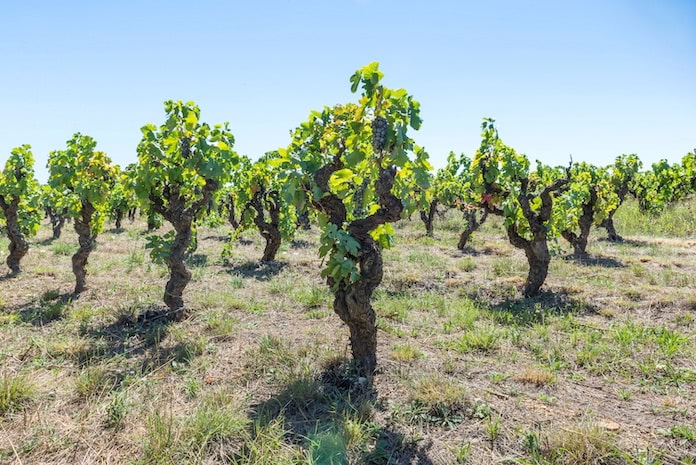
[
  {"left": 251, "top": 189, "right": 282, "bottom": 262},
  {"left": 150, "top": 180, "right": 217, "bottom": 321},
  {"left": 114, "top": 209, "right": 124, "bottom": 230},
  {"left": 72, "top": 202, "right": 97, "bottom": 294},
  {"left": 561, "top": 188, "right": 596, "bottom": 256},
  {"left": 0, "top": 196, "right": 29, "bottom": 274},
  {"left": 506, "top": 177, "right": 569, "bottom": 297},
  {"left": 312, "top": 154, "right": 402, "bottom": 376},
  {"left": 164, "top": 218, "right": 193, "bottom": 321},
  {"left": 600, "top": 216, "right": 622, "bottom": 242},
  {"left": 508, "top": 225, "right": 551, "bottom": 297},
  {"left": 419, "top": 199, "right": 438, "bottom": 237},
  {"left": 457, "top": 208, "right": 488, "bottom": 250},
  {"left": 47, "top": 207, "right": 66, "bottom": 239}
]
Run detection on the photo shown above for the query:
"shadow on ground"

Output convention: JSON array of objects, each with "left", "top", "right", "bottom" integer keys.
[
  {"left": 472, "top": 289, "right": 598, "bottom": 326},
  {"left": 243, "top": 359, "right": 436, "bottom": 465},
  {"left": 562, "top": 253, "right": 626, "bottom": 268},
  {"left": 225, "top": 260, "right": 288, "bottom": 281}
]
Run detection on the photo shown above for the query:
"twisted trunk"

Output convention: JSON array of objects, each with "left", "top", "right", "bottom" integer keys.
[
  {"left": 508, "top": 177, "right": 569, "bottom": 297},
  {"left": 419, "top": 199, "right": 438, "bottom": 237},
  {"left": 47, "top": 207, "right": 66, "bottom": 239},
  {"left": 508, "top": 225, "right": 551, "bottom": 297},
  {"left": 164, "top": 218, "right": 192, "bottom": 321},
  {"left": 251, "top": 189, "right": 282, "bottom": 262},
  {"left": 312, "top": 153, "right": 402, "bottom": 376},
  {"left": 114, "top": 209, "right": 124, "bottom": 230},
  {"left": 333, "top": 235, "right": 381, "bottom": 373},
  {"left": 0, "top": 196, "right": 29, "bottom": 274},
  {"left": 227, "top": 195, "right": 239, "bottom": 229},
  {"left": 72, "top": 202, "right": 97, "bottom": 294},
  {"left": 600, "top": 216, "right": 622, "bottom": 242},
  {"left": 150, "top": 180, "right": 218, "bottom": 321},
  {"left": 600, "top": 182, "right": 630, "bottom": 242},
  {"left": 561, "top": 188, "right": 596, "bottom": 256},
  {"left": 457, "top": 208, "right": 488, "bottom": 250}
]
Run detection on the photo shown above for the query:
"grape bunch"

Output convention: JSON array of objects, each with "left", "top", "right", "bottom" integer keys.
[
  {"left": 371, "top": 116, "right": 388, "bottom": 153},
  {"left": 180, "top": 137, "right": 191, "bottom": 159}
]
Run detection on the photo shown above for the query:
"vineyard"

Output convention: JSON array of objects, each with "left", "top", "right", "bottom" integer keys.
[{"left": 1, "top": 63, "right": 695, "bottom": 464}]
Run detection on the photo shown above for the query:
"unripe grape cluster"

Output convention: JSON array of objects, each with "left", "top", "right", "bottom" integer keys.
[{"left": 371, "top": 116, "right": 388, "bottom": 153}]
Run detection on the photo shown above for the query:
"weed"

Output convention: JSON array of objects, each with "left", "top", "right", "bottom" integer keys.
[
  {"left": 75, "top": 365, "right": 118, "bottom": 398},
  {"left": 454, "top": 442, "right": 472, "bottom": 464},
  {"left": 617, "top": 388, "right": 632, "bottom": 401},
  {"left": 389, "top": 343, "right": 423, "bottom": 363},
  {"left": 126, "top": 247, "right": 145, "bottom": 271},
  {"left": 203, "top": 310, "right": 239, "bottom": 340},
  {"left": 540, "top": 422, "right": 622, "bottom": 464},
  {"left": 658, "top": 424, "right": 696, "bottom": 444},
  {"left": 105, "top": 391, "right": 128, "bottom": 429},
  {"left": 448, "top": 325, "right": 500, "bottom": 353},
  {"left": 0, "top": 372, "right": 34, "bottom": 415},
  {"left": 50, "top": 241, "right": 77, "bottom": 256},
  {"left": 485, "top": 416, "right": 501, "bottom": 441}
]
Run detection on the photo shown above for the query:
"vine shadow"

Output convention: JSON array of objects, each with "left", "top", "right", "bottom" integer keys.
[
  {"left": 225, "top": 260, "right": 288, "bottom": 281},
  {"left": 473, "top": 289, "right": 598, "bottom": 327},
  {"left": 83, "top": 307, "right": 175, "bottom": 361},
  {"left": 202, "top": 234, "right": 229, "bottom": 242},
  {"left": 246, "top": 359, "right": 436, "bottom": 465},
  {"left": 290, "top": 239, "right": 313, "bottom": 249},
  {"left": 37, "top": 237, "right": 60, "bottom": 246},
  {"left": 186, "top": 253, "right": 208, "bottom": 267},
  {"left": 77, "top": 306, "right": 206, "bottom": 377},
  {"left": 7, "top": 291, "right": 75, "bottom": 326},
  {"left": 562, "top": 254, "right": 626, "bottom": 268},
  {"left": 598, "top": 237, "right": 648, "bottom": 247}
]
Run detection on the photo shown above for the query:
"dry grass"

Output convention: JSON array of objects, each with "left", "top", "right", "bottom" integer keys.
[{"left": 0, "top": 199, "right": 694, "bottom": 464}]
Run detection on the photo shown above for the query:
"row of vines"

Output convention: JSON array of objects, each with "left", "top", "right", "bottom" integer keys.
[{"left": 1, "top": 62, "right": 695, "bottom": 377}]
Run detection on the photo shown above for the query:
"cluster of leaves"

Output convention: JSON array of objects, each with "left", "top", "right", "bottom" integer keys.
[
  {"left": 0, "top": 145, "right": 42, "bottom": 236},
  {"left": 632, "top": 156, "right": 692, "bottom": 215},
  {"left": 225, "top": 153, "right": 297, "bottom": 239},
  {"left": 471, "top": 119, "right": 562, "bottom": 237},
  {"left": 274, "top": 62, "right": 432, "bottom": 289},
  {"left": 430, "top": 152, "right": 478, "bottom": 210},
  {"left": 135, "top": 100, "right": 241, "bottom": 260},
  {"left": 47, "top": 133, "right": 117, "bottom": 234},
  {"left": 553, "top": 162, "right": 619, "bottom": 233},
  {"left": 108, "top": 164, "right": 139, "bottom": 225}
]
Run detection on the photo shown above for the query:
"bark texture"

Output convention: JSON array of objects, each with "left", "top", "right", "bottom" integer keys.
[
  {"left": 0, "top": 196, "right": 29, "bottom": 274},
  {"left": 507, "top": 177, "right": 569, "bottom": 297},
  {"left": 312, "top": 152, "right": 402, "bottom": 376},
  {"left": 600, "top": 179, "right": 631, "bottom": 242},
  {"left": 457, "top": 208, "right": 488, "bottom": 250},
  {"left": 114, "top": 210, "right": 123, "bottom": 230},
  {"left": 47, "top": 207, "right": 66, "bottom": 239},
  {"left": 419, "top": 199, "right": 438, "bottom": 237},
  {"left": 250, "top": 188, "right": 282, "bottom": 262},
  {"left": 561, "top": 188, "right": 597, "bottom": 256},
  {"left": 72, "top": 202, "right": 97, "bottom": 294},
  {"left": 600, "top": 217, "right": 622, "bottom": 242},
  {"left": 150, "top": 180, "right": 217, "bottom": 321}
]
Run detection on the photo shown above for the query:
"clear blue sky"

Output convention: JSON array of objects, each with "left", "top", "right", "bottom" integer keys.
[{"left": 2, "top": 0, "right": 694, "bottom": 182}]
